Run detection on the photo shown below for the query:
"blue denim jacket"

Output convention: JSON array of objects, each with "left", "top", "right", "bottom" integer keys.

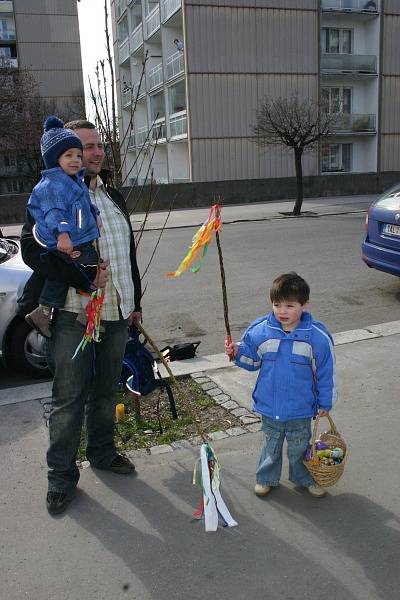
[{"left": 27, "top": 167, "right": 100, "bottom": 249}]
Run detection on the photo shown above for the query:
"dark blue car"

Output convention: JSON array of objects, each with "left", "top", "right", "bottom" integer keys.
[{"left": 362, "top": 185, "right": 400, "bottom": 277}]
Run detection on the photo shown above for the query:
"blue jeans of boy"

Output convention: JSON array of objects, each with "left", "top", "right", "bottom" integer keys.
[
  {"left": 256, "top": 416, "right": 315, "bottom": 487},
  {"left": 46, "top": 310, "right": 128, "bottom": 493},
  {"left": 39, "top": 242, "right": 98, "bottom": 308}
]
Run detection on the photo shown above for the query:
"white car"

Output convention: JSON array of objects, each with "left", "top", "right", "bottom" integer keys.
[{"left": 0, "top": 234, "right": 49, "bottom": 376}]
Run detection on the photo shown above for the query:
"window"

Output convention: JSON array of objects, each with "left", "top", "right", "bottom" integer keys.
[
  {"left": 130, "top": 1, "right": 142, "bottom": 29},
  {"left": 168, "top": 80, "right": 186, "bottom": 115},
  {"left": 145, "top": 0, "right": 158, "bottom": 17},
  {"left": 322, "top": 28, "right": 352, "bottom": 54},
  {"left": 322, "top": 143, "right": 352, "bottom": 173},
  {"left": 118, "top": 17, "right": 129, "bottom": 43},
  {"left": 150, "top": 91, "right": 165, "bottom": 121},
  {"left": 321, "top": 87, "right": 352, "bottom": 113}
]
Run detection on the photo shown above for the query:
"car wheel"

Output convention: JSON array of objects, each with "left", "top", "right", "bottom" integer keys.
[{"left": 8, "top": 318, "right": 51, "bottom": 378}]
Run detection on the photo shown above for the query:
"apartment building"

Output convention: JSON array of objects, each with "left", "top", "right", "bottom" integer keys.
[
  {"left": 111, "top": 0, "right": 400, "bottom": 188},
  {"left": 0, "top": 0, "right": 84, "bottom": 194}
]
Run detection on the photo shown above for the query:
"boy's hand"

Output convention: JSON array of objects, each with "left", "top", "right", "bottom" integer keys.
[
  {"left": 57, "top": 233, "right": 73, "bottom": 255},
  {"left": 225, "top": 340, "right": 238, "bottom": 359},
  {"left": 318, "top": 409, "right": 330, "bottom": 417}
]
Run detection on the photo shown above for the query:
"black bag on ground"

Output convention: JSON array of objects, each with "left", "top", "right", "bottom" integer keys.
[
  {"left": 119, "top": 326, "right": 177, "bottom": 420},
  {"left": 161, "top": 341, "right": 200, "bottom": 361}
]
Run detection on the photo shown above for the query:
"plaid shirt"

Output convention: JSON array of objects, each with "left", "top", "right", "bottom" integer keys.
[{"left": 62, "top": 176, "right": 136, "bottom": 320}]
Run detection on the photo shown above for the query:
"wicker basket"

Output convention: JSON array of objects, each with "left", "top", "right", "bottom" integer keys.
[{"left": 304, "top": 414, "right": 347, "bottom": 488}]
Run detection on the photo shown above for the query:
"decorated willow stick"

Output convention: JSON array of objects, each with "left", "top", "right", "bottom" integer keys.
[{"left": 215, "top": 230, "right": 232, "bottom": 348}]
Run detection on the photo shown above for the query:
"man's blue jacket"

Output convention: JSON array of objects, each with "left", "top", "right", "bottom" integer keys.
[
  {"left": 27, "top": 167, "right": 99, "bottom": 249},
  {"left": 235, "top": 311, "right": 337, "bottom": 422}
]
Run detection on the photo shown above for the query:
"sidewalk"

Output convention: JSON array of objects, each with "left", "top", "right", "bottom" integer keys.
[
  {"left": 1, "top": 193, "right": 374, "bottom": 238},
  {"left": 1, "top": 320, "right": 399, "bottom": 600}
]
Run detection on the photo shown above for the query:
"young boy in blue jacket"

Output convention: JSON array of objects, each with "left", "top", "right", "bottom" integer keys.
[
  {"left": 25, "top": 116, "right": 101, "bottom": 337},
  {"left": 225, "top": 272, "right": 337, "bottom": 498}
]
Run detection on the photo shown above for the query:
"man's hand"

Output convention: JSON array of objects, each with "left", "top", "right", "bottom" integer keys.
[
  {"left": 57, "top": 233, "right": 73, "bottom": 255},
  {"left": 318, "top": 409, "right": 329, "bottom": 417},
  {"left": 128, "top": 311, "right": 142, "bottom": 325},
  {"left": 92, "top": 259, "right": 109, "bottom": 289}
]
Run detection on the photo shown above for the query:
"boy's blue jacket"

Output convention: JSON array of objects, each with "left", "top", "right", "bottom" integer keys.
[
  {"left": 235, "top": 311, "right": 337, "bottom": 422},
  {"left": 27, "top": 167, "right": 99, "bottom": 249}
]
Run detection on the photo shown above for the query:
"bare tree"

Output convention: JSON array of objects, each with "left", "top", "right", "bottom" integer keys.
[{"left": 253, "top": 94, "right": 338, "bottom": 215}]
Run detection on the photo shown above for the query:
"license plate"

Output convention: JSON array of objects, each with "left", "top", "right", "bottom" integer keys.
[{"left": 384, "top": 223, "right": 400, "bottom": 236}]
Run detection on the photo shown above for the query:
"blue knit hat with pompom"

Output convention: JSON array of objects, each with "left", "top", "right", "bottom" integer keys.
[{"left": 40, "top": 116, "right": 83, "bottom": 169}]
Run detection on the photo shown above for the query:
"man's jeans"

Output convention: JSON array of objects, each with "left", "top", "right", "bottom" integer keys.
[
  {"left": 256, "top": 416, "right": 315, "bottom": 487},
  {"left": 46, "top": 310, "right": 128, "bottom": 493}
]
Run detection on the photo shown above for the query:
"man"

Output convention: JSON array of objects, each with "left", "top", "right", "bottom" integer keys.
[{"left": 20, "top": 120, "right": 142, "bottom": 515}]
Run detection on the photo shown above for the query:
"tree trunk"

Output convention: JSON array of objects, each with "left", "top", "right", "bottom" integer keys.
[{"left": 292, "top": 148, "right": 304, "bottom": 216}]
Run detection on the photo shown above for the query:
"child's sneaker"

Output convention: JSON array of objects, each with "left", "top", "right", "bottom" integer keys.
[
  {"left": 254, "top": 483, "right": 271, "bottom": 497},
  {"left": 306, "top": 483, "right": 326, "bottom": 498},
  {"left": 25, "top": 306, "right": 53, "bottom": 338}
]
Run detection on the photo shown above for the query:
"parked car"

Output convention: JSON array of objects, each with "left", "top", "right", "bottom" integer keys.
[
  {"left": 0, "top": 233, "right": 49, "bottom": 377},
  {"left": 362, "top": 184, "right": 400, "bottom": 277}
]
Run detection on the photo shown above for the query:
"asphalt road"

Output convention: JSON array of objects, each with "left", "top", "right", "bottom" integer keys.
[{"left": 137, "top": 211, "right": 400, "bottom": 354}]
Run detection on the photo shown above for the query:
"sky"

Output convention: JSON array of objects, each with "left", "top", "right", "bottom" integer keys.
[{"left": 77, "top": 0, "right": 114, "bottom": 117}]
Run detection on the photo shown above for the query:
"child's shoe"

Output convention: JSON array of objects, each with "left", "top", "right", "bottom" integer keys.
[
  {"left": 25, "top": 306, "right": 53, "bottom": 338},
  {"left": 306, "top": 483, "right": 326, "bottom": 498},
  {"left": 254, "top": 483, "right": 271, "bottom": 497}
]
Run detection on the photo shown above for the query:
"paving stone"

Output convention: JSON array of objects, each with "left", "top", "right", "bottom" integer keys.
[
  {"left": 207, "top": 387, "right": 224, "bottom": 398},
  {"left": 240, "top": 415, "right": 261, "bottom": 426},
  {"left": 221, "top": 400, "right": 239, "bottom": 410},
  {"left": 246, "top": 422, "right": 262, "bottom": 433},
  {"left": 230, "top": 407, "right": 248, "bottom": 417},
  {"left": 225, "top": 427, "right": 247, "bottom": 437},
  {"left": 149, "top": 444, "right": 174, "bottom": 455},
  {"left": 193, "top": 377, "right": 211, "bottom": 384},
  {"left": 201, "top": 382, "right": 216, "bottom": 391},
  {"left": 207, "top": 430, "right": 229, "bottom": 441},
  {"left": 213, "top": 394, "right": 230, "bottom": 405},
  {"left": 126, "top": 448, "right": 150, "bottom": 459},
  {"left": 191, "top": 372, "right": 206, "bottom": 379},
  {"left": 171, "top": 440, "right": 192, "bottom": 450}
]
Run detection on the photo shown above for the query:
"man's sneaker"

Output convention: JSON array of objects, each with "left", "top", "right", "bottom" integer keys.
[
  {"left": 307, "top": 483, "right": 326, "bottom": 498},
  {"left": 46, "top": 490, "right": 74, "bottom": 515},
  {"left": 254, "top": 483, "right": 271, "bottom": 497},
  {"left": 25, "top": 306, "right": 53, "bottom": 338},
  {"left": 95, "top": 454, "right": 136, "bottom": 475}
]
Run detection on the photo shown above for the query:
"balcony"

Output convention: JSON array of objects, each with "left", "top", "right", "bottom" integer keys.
[
  {"left": 0, "top": 1, "right": 13, "bottom": 14},
  {"left": 166, "top": 51, "right": 184, "bottom": 80},
  {"left": 130, "top": 24, "right": 143, "bottom": 54},
  {"left": 136, "top": 126, "right": 149, "bottom": 147},
  {"left": 127, "top": 134, "right": 136, "bottom": 149},
  {"left": 115, "top": 0, "right": 127, "bottom": 20},
  {"left": 122, "top": 87, "right": 132, "bottom": 108},
  {"left": 118, "top": 37, "right": 130, "bottom": 65},
  {"left": 146, "top": 6, "right": 160, "bottom": 39},
  {"left": 161, "top": 0, "right": 181, "bottom": 23},
  {"left": 0, "top": 56, "right": 17, "bottom": 68},
  {"left": 321, "top": 53, "right": 377, "bottom": 75},
  {"left": 321, "top": 0, "right": 379, "bottom": 13},
  {"left": 330, "top": 113, "right": 376, "bottom": 133},
  {"left": 132, "top": 81, "right": 146, "bottom": 100},
  {"left": 148, "top": 62, "right": 163, "bottom": 91},
  {"left": 170, "top": 112, "right": 187, "bottom": 138},
  {"left": 0, "top": 29, "right": 15, "bottom": 40},
  {"left": 151, "top": 119, "right": 167, "bottom": 142}
]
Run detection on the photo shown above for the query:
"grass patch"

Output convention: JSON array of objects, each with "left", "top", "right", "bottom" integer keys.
[{"left": 78, "top": 376, "right": 242, "bottom": 457}]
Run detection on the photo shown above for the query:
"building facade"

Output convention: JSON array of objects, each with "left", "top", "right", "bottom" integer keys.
[
  {"left": 111, "top": 0, "right": 399, "bottom": 187},
  {"left": 0, "top": 0, "right": 84, "bottom": 194}
]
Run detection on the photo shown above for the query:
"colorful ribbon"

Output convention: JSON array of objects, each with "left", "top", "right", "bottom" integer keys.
[
  {"left": 72, "top": 288, "right": 105, "bottom": 359},
  {"left": 167, "top": 204, "right": 222, "bottom": 277}
]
